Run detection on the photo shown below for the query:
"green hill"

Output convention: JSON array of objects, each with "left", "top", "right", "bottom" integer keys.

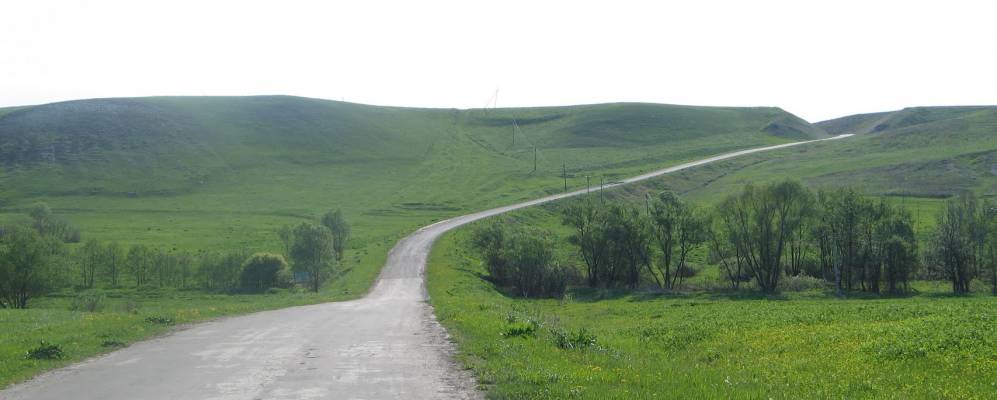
[
  {"left": 0, "top": 97, "right": 823, "bottom": 199},
  {"left": 418, "top": 107, "right": 996, "bottom": 400},
  {"left": 579, "top": 105, "right": 997, "bottom": 222},
  {"left": 0, "top": 96, "right": 821, "bottom": 295}
]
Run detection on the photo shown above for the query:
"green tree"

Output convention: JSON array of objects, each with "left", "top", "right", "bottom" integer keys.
[
  {"left": 76, "top": 239, "right": 104, "bottom": 288},
  {"left": 276, "top": 225, "right": 294, "bottom": 259},
  {"left": 876, "top": 208, "right": 917, "bottom": 294},
  {"left": 604, "top": 205, "right": 652, "bottom": 289},
  {"left": 472, "top": 222, "right": 511, "bottom": 285},
  {"left": 562, "top": 201, "right": 610, "bottom": 287},
  {"left": 240, "top": 253, "right": 290, "bottom": 291},
  {"left": 0, "top": 226, "right": 65, "bottom": 308},
  {"left": 27, "top": 202, "right": 79, "bottom": 243},
  {"left": 103, "top": 242, "right": 125, "bottom": 287},
  {"left": 707, "top": 216, "right": 748, "bottom": 290},
  {"left": 820, "top": 188, "right": 868, "bottom": 293},
  {"left": 28, "top": 203, "right": 52, "bottom": 233},
  {"left": 198, "top": 250, "right": 247, "bottom": 290},
  {"left": 649, "top": 192, "right": 706, "bottom": 289},
  {"left": 931, "top": 193, "right": 979, "bottom": 293},
  {"left": 984, "top": 199, "right": 997, "bottom": 294},
  {"left": 290, "top": 223, "right": 335, "bottom": 292},
  {"left": 127, "top": 245, "right": 153, "bottom": 287},
  {"left": 716, "top": 181, "right": 812, "bottom": 293},
  {"left": 321, "top": 210, "right": 351, "bottom": 261},
  {"left": 472, "top": 223, "right": 567, "bottom": 298}
]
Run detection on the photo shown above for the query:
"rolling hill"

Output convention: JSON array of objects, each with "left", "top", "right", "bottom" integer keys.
[
  {"left": 598, "top": 105, "right": 997, "bottom": 204},
  {"left": 421, "top": 105, "right": 997, "bottom": 399},
  {"left": 0, "top": 97, "right": 824, "bottom": 200},
  {"left": 0, "top": 96, "right": 823, "bottom": 297}
]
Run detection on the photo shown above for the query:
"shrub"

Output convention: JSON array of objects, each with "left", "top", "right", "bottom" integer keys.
[
  {"left": 101, "top": 339, "right": 126, "bottom": 348},
  {"left": 551, "top": 327, "right": 597, "bottom": 349},
  {"left": 26, "top": 341, "right": 65, "bottom": 360},
  {"left": 472, "top": 223, "right": 568, "bottom": 298},
  {"left": 501, "top": 322, "right": 538, "bottom": 338},
  {"left": 69, "top": 293, "right": 106, "bottom": 312},
  {"left": 779, "top": 275, "right": 828, "bottom": 292},
  {"left": 0, "top": 225, "right": 65, "bottom": 308},
  {"left": 240, "top": 253, "right": 291, "bottom": 291},
  {"left": 144, "top": 315, "right": 174, "bottom": 325},
  {"left": 123, "top": 300, "right": 141, "bottom": 314},
  {"left": 675, "top": 263, "right": 700, "bottom": 278}
]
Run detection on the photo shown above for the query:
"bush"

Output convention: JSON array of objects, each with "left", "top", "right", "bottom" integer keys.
[
  {"left": 779, "top": 275, "right": 828, "bottom": 292},
  {"left": 144, "top": 315, "right": 174, "bottom": 325},
  {"left": 101, "top": 339, "right": 126, "bottom": 348},
  {"left": 0, "top": 225, "right": 65, "bottom": 308},
  {"left": 551, "top": 327, "right": 597, "bottom": 349},
  {"left": 501, "top": 322, "right": 538, "bottom": 338},
  {"left": 26, "top": 341, "right": 65, "bottom": 360},
  {"left": 240, "top": 253, "right": 291, "bottom": 291},
  {"left": 123, "top": 300, "right": 141, "bottom": 314},
  {"left": 472, "top": 223, "right": 569, "bottom": 298},
  {"left": 69, "top": 293, "right": 105, "bottom": 312},
  {"left": 676, "top": 263, "right": 700, "bottom": 278}
]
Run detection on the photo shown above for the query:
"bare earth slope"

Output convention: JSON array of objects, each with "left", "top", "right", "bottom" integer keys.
[{"left": 1, "top": 135, "right": 850, "bottom": 400}]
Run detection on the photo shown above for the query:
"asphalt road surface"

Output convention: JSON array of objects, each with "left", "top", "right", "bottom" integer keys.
[{"left": 2, "top": 134, "right": 852, "bottom": 400}]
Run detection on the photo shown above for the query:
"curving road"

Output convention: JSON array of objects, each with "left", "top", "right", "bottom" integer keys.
[{"left": 2, "top": 134, "right": 852, "bottom": 400}]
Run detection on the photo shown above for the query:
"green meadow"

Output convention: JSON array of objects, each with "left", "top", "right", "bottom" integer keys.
[
  {"left": 1, "top": 97, "right": 995, "bottom": 395},
  {"left": 429, "top": 225, "right": 996, "bottom": 399},
  {"left": 0, "top": 96, "right": 817, "bottom": 386},
  {"left": 425, "top": 106, "right": 997, "bottom": 398}
]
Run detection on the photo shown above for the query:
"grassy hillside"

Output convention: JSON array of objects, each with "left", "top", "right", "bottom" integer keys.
[
  {"left": 0, "top": 96, "right": 822, "bottom": 292},
  {"left": 428, "top": 224, "right": 996, "bottom": 399},
  {"left": 0, "top": 96, "right": 828, "bottom": 387},
  {"left": 426, "top": 106, "right": 997, "bottom": 398}
]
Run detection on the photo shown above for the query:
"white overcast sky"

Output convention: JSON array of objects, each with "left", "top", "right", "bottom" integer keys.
[{"left": 1, "top": 0, "right": 995, "bottom": 122}]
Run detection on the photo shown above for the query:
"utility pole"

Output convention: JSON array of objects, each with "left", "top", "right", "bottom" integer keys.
[
  {"left": 586, "top": 176, "right": 591, "bottom": 195},
  {"left": 645, "top": 193, "right": 651, "bottom": 215},
  {"left": 562, "top": 163, "right": 567, "bottom": 192},
  {"left": 532, "top": 147, "right": 537, "bottom": 173},
  {"left": 600, "top": 177, "right": 604, "bottom": 203}
]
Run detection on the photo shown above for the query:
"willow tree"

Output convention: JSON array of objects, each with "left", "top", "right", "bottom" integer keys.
[{"left": 716, "top": 181, "right": 812, "bottom": 293}]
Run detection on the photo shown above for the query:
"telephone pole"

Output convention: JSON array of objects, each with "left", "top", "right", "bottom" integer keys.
[
  {"left": 562, "top": 163, "right": 567, "bottom": 192},
  {"left": 586, "top": 176, "right": 591, "bottom": 195},
  {"left": 532, "top": 146, "right": 537, "bottom": 173},
  {"left": 600, "top": 177, "right": 604, "bottom": 203}
]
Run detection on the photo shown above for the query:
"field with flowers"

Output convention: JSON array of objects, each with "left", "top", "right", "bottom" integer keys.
[{"left": 428, "top": 219, "right": 997, "bottom": 399}]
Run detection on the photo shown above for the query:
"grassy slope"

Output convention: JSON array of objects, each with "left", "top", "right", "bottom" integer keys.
[
  {"left": 0, "top": 97, "right": 820, "bottom": 287},
  {"left": 0, "top": 96, "right": 820, "bottom": 387},
  {"left": 427, "top": 106, "right": 997, "bottom": 398},
  {"left": 429, "top": 225, "right": 996, "bottom": 399}
]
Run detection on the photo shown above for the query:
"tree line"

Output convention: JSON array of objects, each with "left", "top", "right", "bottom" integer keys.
[
  {"left": 0, "top": 204, "right": 351, "bottom": 308},
  {"left": 475, "top": 180, "right": 997, "bottom": 297}
]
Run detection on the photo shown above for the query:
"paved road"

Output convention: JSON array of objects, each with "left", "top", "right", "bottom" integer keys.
[{"left": 2, "top": 134, "right": 852, "bottom": 400}]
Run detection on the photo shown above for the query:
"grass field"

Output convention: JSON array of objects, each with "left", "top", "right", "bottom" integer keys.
[
  {"left": 427, "top": 210, "right": 997, "bottom": 399},
  {"left": 0, "top": 96, "right": 820, "bottom": 387},
  {"left": 1, "top": 98, "right": 994, "bottom": 392},
  {"left": 425, "top": 106, "right": 997, "bottom": 398}
]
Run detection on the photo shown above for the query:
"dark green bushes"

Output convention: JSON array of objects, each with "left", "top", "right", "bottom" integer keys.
[
  {"left": 239, "top": 253, "right": 291, "bottom": 291},
  {"left": 25, "top": 341, "right": 65, "bottom": 360},
  {"left": 472, "top": 223, "right": 568, "bottom": 298}
]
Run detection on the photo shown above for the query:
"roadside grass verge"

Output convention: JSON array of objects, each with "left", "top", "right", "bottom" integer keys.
[{"left": 427, "top": 225, "right": 997, "bottom": 399}]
